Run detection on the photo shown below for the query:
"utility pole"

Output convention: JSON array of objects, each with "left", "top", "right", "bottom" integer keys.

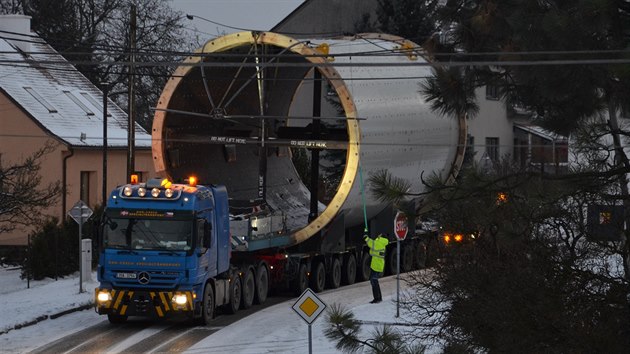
[
  {"left": 102, "top": 82, "right": 109, "bottom": 204},
  {"left": 127, "top": 4, "right": 136, "bottom": 182}
]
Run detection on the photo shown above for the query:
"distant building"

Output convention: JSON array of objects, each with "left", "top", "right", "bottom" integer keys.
[{"left": 0, "top": 15, "right": 154, "bottom": 245}]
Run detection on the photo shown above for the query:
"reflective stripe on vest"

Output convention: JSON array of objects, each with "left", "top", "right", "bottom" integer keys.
[{"left": 367, "top": 238, "right": 386, "bottom": 258}]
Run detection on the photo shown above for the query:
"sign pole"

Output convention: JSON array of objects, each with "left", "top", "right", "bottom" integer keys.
[
  {"left": 308, "top": 323, "right": 312, "bottom": 354},
  {"left": 68, "top": 200, "right": 93, "bottom": 294},
  {"left": 397, "top": 238, "right": 401, "bottom": 317},
  {"left": 394, "top": 210, "right": 408, "bottom": 318},
  {"left": 292, "top": 288, "right": 326, "bottom": 354},
  {"left": 79, "top": 207, "right": 83, "bottom": 294}
]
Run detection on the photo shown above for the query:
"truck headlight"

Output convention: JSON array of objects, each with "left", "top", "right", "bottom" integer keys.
[
  {"left": 172, "top": 293, "right": 187, "bottom": 306},
  {"left": 138, "top": 187, "right": 146, "bottom": 197},
  {"left": 123, "top": 186, "right": 133, "bottom": 197},
  {"left": 151, "top": 188, "right": 160, "bottom": 198},
  {"left": 165, "top": 188, "right": 174, "bottom": 198},
  {"left": 97, "top": 290, "right": 112, "bottom": 303}
]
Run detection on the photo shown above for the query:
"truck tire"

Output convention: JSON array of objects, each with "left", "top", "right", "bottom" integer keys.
[
  {"left": 107, "top": 313, "right": 127, "bottom": 324},
  {"left": 414, "top": 242, "right": 427, "bottom": 269},
  {"left": 225, "top": 276, "right": 242, "bottom": 314},
  {"left": 310, "top": 262, "right": 326, "bottom": 293},
  {"left": 241, "top": 267, "right": 255, "bottom": 309},
  {"left": 254, "top": 263, "right": 269, "bottom": 304},
  {"left": 292, "top": 263, "right": 308, "bottom": 296},
  {"left": 402, "top": 244, "right": 414, "bottom": 272},
  {"left": 357, "top": 252, "right": 371, "bottom": 282},
  {"left": 200, "top": 283, "right": 215, "bottom": 325},
  {"left": 341, "top": 254, "right": 356, "bottom": 285},
  {"left": 327, "top": 258, "right": 341, "bottom": 289}
]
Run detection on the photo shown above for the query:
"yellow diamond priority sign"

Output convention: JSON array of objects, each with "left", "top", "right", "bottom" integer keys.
[{"left": 292, "top": 288, "right": 326, "bottom": 324}]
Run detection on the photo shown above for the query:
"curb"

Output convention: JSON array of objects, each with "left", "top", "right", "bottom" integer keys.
[{"left": 0, "top": 302, "right": 93, "bottom": 335}]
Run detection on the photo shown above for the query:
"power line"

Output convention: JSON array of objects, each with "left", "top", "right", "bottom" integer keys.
[
  {"left": 4, "top": 29, "right": 630, "bottom": 59},
  {"left": 2, "top": 57, "right": 630, "bottom": 68}
]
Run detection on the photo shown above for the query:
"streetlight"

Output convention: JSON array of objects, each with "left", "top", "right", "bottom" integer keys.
[{"left": 185, "top": 13, "right": 251, "bottom": 34}]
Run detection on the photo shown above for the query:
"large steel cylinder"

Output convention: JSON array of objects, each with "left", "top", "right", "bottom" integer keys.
[{"left": 152, "top": 31, "right": 466, "bottom": 247}]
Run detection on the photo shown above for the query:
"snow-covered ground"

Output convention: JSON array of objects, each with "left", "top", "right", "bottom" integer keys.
[{"left": 0, "top": 265, "right": 436, "bottom": 353}]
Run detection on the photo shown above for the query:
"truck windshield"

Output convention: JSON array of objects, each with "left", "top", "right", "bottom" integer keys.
[{"left": 104, "top": 218, "right": 193, "bottom": 251}]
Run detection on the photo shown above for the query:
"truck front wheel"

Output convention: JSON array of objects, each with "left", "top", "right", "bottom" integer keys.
[{"left": 200, "top": 283, "right": 215, "bottom": 325}]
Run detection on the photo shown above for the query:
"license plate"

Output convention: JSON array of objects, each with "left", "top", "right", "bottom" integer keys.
[{"left": 116, "top": 272, "right": 137, "bottom": 279}]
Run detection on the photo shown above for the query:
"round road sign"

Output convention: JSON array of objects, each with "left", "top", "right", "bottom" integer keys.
[{"left": 394, "top": 211, "right": 408, "bottom": 240}]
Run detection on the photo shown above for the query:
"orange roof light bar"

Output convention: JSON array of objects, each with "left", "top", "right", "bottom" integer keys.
[{"left": 130, "top": 174, "right": 139, "bottom": 185}]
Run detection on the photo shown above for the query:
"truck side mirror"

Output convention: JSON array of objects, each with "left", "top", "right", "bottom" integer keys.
[{"left": 203, "top": 222, "right": 212, "bottom": 248}]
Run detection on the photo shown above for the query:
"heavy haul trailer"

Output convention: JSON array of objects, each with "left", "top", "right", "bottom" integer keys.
[{"left": 95, "top": 31, "right": 466, "bottom": 323}]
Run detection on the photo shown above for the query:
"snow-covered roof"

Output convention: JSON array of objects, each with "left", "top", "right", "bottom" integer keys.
[
  {"left": 514, "top": 123, "right": 568, "bottom": 142},
  {"left": 0, "top": 27, "right": 150, "bottom": 148}
]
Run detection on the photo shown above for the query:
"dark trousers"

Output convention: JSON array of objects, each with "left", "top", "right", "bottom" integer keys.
[{"left": 370, "top": 270, "right": 383, "bottom": 301}]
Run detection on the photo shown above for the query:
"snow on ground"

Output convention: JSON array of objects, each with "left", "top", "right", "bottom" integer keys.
[
  {"left": 0, "top": 265, "right": 438, "bottom": 353},
  {"left": 0, "top": 266, "right": 98, "bottom": 334}
]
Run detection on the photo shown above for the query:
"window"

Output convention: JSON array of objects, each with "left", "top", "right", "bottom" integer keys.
[
  {"left": 81, "top": 92, "right": 112, "bottom": 117},
  {"left": 486, "top": 137, "right": 500, "bottom": 161},
  {"left": 24, "top": 87, "right": 57, "bottom": 113},
  {"left": 80, "top": 171, "right": 96, "bottom": 205},
  {"left": 197, "top": 219, "right": 208, "bottom": 249},
  {"left": 64, "top": 91, "right": 94, "bottom": 116},
  {"left": 485, "top": 84, "right": 499, "bottom": 100},
  {"left": 463, "top": 134, "right": 475, "bottom": 165}
]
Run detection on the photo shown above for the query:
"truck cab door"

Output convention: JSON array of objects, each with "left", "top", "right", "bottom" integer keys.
[{"left": 197, "top": 218, "right": 218, "bottom": 277}]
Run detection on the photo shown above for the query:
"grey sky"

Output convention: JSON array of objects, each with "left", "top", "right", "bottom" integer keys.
[{"left": 170, "top": 0, "right": 304, "bottom": 39}]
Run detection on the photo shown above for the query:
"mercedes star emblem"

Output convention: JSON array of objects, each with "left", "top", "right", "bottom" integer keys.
[{"left": 138, "top": 272, "right": 150, "bottom": 285}]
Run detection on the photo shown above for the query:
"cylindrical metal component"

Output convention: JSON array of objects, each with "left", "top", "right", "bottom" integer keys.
[{"left": 152, "top": 32, "right": 466, "bottom": 247}]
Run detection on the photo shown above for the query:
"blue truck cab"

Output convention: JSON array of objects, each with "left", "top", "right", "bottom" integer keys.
[{"left": 95, "top": 176, "right": 235, "bottom": 324}]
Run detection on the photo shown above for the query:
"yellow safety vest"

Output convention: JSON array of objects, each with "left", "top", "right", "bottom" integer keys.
[{"left": 365, "top": 235, "right": 389, "bottom": 272}]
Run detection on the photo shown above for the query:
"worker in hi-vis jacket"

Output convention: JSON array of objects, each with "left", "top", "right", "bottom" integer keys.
[{"left": 364, "top": 233, "right": 389, "bottom": 303}]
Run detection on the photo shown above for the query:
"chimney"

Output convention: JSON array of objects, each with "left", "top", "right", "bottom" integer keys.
[{"left": 0, "top": 15, "right": 32, "bottom": 53}]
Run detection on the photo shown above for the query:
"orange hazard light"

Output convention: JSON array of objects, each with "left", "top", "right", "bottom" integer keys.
[
  {"left": 188, "top": 176, "right": 197, "bottom": 187},
  {"left": 130, "top": 174, "right": 139, "bottom": 184}
]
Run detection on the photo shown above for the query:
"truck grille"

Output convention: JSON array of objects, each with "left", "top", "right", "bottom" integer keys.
[{"left": 109, "top": 269, "right": 182, "bottom": 288}]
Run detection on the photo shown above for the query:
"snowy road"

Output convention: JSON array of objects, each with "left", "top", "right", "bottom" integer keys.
[{"left": 1, "top": 266, "right": 436, "bottom": 353}]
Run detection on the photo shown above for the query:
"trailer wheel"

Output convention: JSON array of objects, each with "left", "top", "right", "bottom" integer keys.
[
  {"left": 357, "top": 252, "right": 371, "bottom": 282},
  {"left": 200, "top": 283, "right": 214, "bottom": 325},
  {"left": 225, "top": 276, "right": 242, "bottom": 314},
  {"left": 254, "top": 263, "right": 269, "bottom": 305},
  {"left": 402, "top": 244, "right": 414, "bottom": 272},
  {"left": 107, "top": 313, "right": 127, "bottom": 324},
  {"left": 386, "top": 248, "right": 398, "bottom": 275},
  {"left": 327, "top": 258, "right": 342, "bottom": 289},
  {"left": 414, "top": 242, "right": 427, "bottom": 269},
  {"left": 292, "top": 263, "right": 308, "bottom": 296},
  {"left": 310, "top": 262, "right": 326, "bottom": 293},
  {"left": 341, "top": 254, "right": 356, "bottom": 285},
  {"left": 241, "top": 267, "right": 255, "bottom": 309}
]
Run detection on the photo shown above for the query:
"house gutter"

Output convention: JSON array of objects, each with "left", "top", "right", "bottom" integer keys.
[{"left": 62, "top": 146, "right": 74, "bottom": 221}]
